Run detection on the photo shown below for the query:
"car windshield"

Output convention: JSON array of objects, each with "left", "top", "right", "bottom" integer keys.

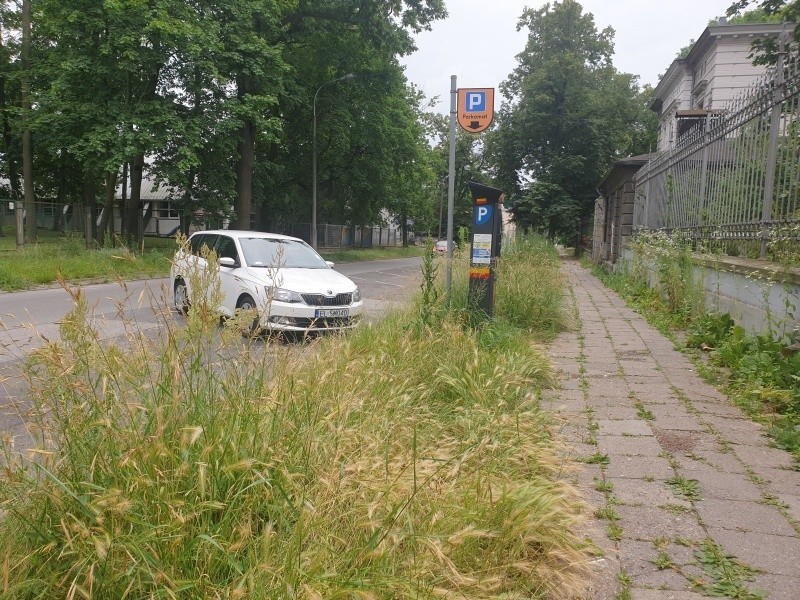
[{"left": 239, "top": 238, "right": 329, "bottom": 269}]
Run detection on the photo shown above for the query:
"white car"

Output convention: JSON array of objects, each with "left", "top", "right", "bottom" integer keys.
[{"left": 170, "top": 230, "right": 364, "bottom": 333}]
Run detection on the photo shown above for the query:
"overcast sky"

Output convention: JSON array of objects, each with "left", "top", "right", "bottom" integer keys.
[{"left": 401, "top": 0, "right": 734, "bottom": 113}]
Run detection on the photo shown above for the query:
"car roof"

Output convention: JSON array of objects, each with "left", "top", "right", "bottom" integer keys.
[{"left": 192, "top": 230, "right": 302, "bottom": 243}]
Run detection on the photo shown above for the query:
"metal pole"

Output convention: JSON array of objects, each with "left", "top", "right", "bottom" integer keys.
[
  {"left": 760, "top": 29, "right": 788, "bottom": 259},
  {"left": 446, "top": 75, "right": 457, "bottom": 304},
  {"left": 696, "top": 113, "right": 711, "bottom": 250},
  {"left": 312, "top": 93, "right": 318, "bottom": 249}
]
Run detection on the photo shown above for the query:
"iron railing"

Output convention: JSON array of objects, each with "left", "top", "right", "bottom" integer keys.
[{"left": 634, "top": 33, "right": 800, "bottom": 259}]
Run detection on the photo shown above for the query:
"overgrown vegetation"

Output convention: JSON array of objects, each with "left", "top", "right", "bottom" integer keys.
[
  {"left": 592, "top": 235, "right": 800, "bottom": 463},
  {"left": 0, "top": 235, "right": 594, "bottom": 598}
]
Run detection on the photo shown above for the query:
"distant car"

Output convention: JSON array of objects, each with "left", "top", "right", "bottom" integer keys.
[
  {"left": 171, "top": 230, "right": 363, "bottom": 334},
  {"left": 433, "top": 240, "right": 450, "bottom": 254}
]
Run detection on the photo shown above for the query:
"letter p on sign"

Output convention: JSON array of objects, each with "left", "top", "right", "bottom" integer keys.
[{"left": 467, "top": 92, "right": 486, "bottom": 112}]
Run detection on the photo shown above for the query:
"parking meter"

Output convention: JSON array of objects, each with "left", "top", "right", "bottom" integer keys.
[{"left": 468, "top": 182, "right": 505, "bottom": 317}]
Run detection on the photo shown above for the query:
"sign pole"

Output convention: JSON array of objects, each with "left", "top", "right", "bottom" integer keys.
[{"left": 446, "top": 75, "right": 457, "bottom": 304}]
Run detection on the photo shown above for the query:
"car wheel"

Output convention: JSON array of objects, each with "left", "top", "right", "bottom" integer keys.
[
  {"left": 174, "top": 278, "right": 189, "bottom": 315},
  {"left": 236, "top": 294, "right": 261, "bottom": 337}
]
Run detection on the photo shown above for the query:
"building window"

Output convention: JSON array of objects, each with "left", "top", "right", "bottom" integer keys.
[{"left": 158, "top": 201, "right": 178, "bottom": 218}]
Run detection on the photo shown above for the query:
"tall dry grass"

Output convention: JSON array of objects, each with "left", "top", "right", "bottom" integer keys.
[{"left": 0, "top": 235, "right": 593, "bottom": 599}]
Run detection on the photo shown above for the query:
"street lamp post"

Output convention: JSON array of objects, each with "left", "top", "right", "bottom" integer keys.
[{"left": 312, "top": 73, "right": 353, "bottom": 250}]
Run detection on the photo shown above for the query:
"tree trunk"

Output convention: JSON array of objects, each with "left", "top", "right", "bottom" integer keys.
[
  {"left": 401, "top": 212, "right": 408, "bottom": 247},
  {"left": 126, "top": 154, "right": 145, "bottom": 244},
  {"left": 180, "top": 166, "right": 196, "bottom": 236},
  {"left": 234, "top": 121, "right": 255, "bottom": 230},
  {"left": 21, "top": 0, "right": 35, "bottom": 243},
  {"left": 84, "top": 175, "right": 98, "bottom": 244},
  {"left": 97, "top": 170, "right": 117, "bottom": 246},
  {"left": 0, "top": 21, "right": 21, "bottom": 237}
]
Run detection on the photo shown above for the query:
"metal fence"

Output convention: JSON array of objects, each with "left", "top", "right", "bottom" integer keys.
[
  {"left": 0, "top": 202, "right": 408, "bottom": 249},
  {"left": 274, "top": 223, "right": 407, "bottom": 248},
  {"left": 634, "top": 36, "right": 800, "bottom": 259}
]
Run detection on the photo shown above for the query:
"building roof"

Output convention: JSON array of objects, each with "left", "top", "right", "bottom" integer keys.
[
  {"left": 597, "top": 153, "right": 655, "bottom": 193},
  {"left": 649, "top": 22, "right": 792, "bottom": 113},
  {"left": 116, "top": 175, "right": 176, "bottom": 201}
]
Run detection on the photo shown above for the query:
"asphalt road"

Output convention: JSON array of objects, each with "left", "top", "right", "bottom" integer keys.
[{"left": 0, "top": 256, "right": 422, "bottom": 455}]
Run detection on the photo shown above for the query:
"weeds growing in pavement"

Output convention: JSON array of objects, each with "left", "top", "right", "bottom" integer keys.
[
  {"left": 0, "top": 235, "right": 594, "bottom": 598},
  {"left": 666, "top": 477, "right": 701, "bottom": 501},
  {"left": 693, "top": 539, "right": 764, "bottom": 600},
  {"left": 593, "top": 243, "right": 800, "bottom": 464}
]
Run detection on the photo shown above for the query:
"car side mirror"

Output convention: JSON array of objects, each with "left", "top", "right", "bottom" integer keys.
[
  {"left": 219, "top": 257, "right": 236, "bottom": 268},
  {"left": 325, "top": 261, "right": 335, "bottom": 267}
]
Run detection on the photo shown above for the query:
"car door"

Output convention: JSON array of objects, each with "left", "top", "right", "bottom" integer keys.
[
  {"left": 214, "top": 234, "right": 244, "bottom": 317},
  {"left": 186, "top": 233, "right": 219, "bottom": 304}
]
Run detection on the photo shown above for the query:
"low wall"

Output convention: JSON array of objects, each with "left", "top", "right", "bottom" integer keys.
[{"left": 618, "top": 248, "right": 800, "bottom": 340}]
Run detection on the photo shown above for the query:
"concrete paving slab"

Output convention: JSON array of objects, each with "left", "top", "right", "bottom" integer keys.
[
  {"left": 694, "top": 498, "right": 796, "bottom": 536},
  {"left": 618, "top": 540, "right": 691, "bottom": 590},
  {"left": 592, "top": 405, "right": 642, "bottom": 420},
  {"left": 707, "top": 528, "right": 800, "bottom": 576},
  {"left": 734, "top": 445, "right": 798, "bottom": 471},
  {"left": 616, "top": 505, "right": 706, "bottom": 542},
  {"left": 598, "top": 434, "right": 665, "bottom": 457},
  {"left": 750, "top": 573, "right": 800, "bottom": 600},
  {"left": 650, "top": 417, "right": 708, "bottom": 433},
  {"left": 780, "top": 494, "right": 800, "bottom": 522},
  {"left": 604, "top": 455, "right": 676, "bottom": 480},
  {"left": 752, "top": 467, "right": 800, "bottom": 497},
  {"left": 649, "top": 427, "right": 700, "bottom": 451},
  {"left": 676, "top": 450, "right": 748, "bottom": 474},
  {"left": 677, "top": 462, "right": 764, "bottom": 502},
  {"left": 631, "top": 591, "right": 709, "bottom": 600},
  {"left": 609, "top": 477, "right": 691, "bottom": 509},
  {"left": 597, "top": 419, "right": 655, "bottom": 436},
  {"left": 688, "top": 402, "right": 747, "bottom": 419},
  {"left": 588, "top": 378, "right": 633, "bottom": 396}
]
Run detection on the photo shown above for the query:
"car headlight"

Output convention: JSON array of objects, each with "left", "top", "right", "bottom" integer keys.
[
  {"left": 352, "top": 288, "right": 361, "bottom": 303},
  {"left": 267, "top": 287, "right": 303, "bottom": 303}
]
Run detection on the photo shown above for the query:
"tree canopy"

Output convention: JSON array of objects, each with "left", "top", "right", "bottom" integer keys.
[
  {"left": 0, "top": 0, "right": 447, "bottom": 244},
  {"left": 489, "top": 0, "right": 657, "bottom": 244}
]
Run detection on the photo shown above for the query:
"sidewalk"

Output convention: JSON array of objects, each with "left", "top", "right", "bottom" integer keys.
[{"left": 544, "top": 260, "right": 800, "bottom": 600}]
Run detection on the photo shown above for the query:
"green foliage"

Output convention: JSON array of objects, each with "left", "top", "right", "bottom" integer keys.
[
  {"left": 686, "top": 313, "right": 736, "bottom": 350},
  {"left": 1, "top": 0, "right": 448, "bottom": 243},
  {"left": 491, "top": 0, "right": 658, "bottom": 243},
  {"left": 727, "top": 1, "right": 800, "bottom": 64},
  {"left": 418, "top": 238, "right": 439, "bottom": 327},
  {"left": 665, "top": 477, "right": 702, "bottom": 501},
  {"left": 494, "top": 236, "right": 566, "bottom": 340}
]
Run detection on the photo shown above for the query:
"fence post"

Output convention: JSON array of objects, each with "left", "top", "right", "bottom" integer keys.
[
  {"left": 15, "top": 202, "right": 24, "bottom": 247},
  {"left": 760, "top": 28, "right": 789, "bottom": 259}
]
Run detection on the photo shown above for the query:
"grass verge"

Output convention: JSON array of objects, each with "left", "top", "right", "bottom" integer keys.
[
  {"left": 0, "top": 230, "right": 174, "bottom": 290},
  {"left": 0, "top": 235, "right": 593, "bottom": 598}
]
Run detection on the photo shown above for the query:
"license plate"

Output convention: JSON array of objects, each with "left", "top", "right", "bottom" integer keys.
[{"left": 315, "top": 308, "right": 349, "bottom": 318}]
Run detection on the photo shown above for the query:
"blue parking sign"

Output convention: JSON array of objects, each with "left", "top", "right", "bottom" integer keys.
[
  {"left": 475, "top": 204, "right": 493, "bottom": 225},
  {"left": 466, "top": 91, "right": 486, "bottom": 113}
]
